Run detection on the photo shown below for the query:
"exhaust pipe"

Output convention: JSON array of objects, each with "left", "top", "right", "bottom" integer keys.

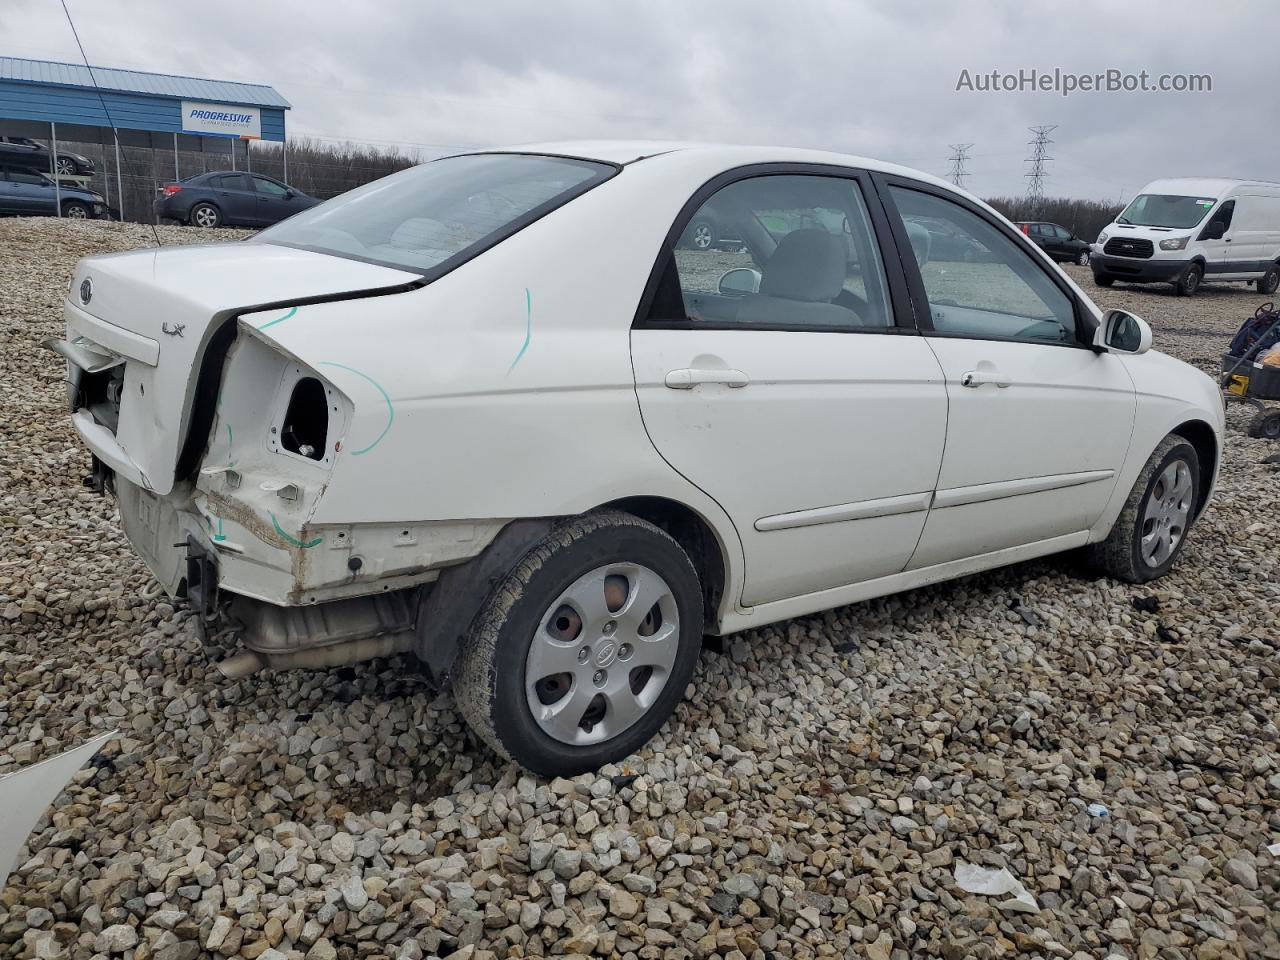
[{"left": 214, "top": 633, "right": 414, "bottom": 678}]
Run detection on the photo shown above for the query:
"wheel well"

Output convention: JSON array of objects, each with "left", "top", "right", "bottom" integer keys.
[
  {"left": 1171, "top": 419, "right": 1217, "bottom": 517},
  {"left": 604, "top": 496, "right": 726, "bottom": 627}
]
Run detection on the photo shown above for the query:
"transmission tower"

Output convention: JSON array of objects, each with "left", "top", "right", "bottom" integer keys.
[
  {"left": 946, "top": 143, "right": 973, "bottom": 189},
  {"left": 1024, "top": 125, "right": 1057, "bottom": 216}
]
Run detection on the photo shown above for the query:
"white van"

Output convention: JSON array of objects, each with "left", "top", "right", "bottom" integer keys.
[{"left": 1092, "top": 178, "right": 1280, "bottom": 296}]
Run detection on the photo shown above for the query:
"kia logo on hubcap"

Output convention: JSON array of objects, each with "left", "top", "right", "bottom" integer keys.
[
  {"left": 79, "top": 278, "right": 92, "bottom": 304},
  {"left": 595, "top": 640, "right": 618, "bottom": 667}
]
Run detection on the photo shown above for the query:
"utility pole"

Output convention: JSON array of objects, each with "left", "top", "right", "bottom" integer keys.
[
  {"left": 946, "top": 143, "right": 973, "bottom": 189},
  {"left": 1025, "top": 125, "right": 1056, "bottom": 217}
]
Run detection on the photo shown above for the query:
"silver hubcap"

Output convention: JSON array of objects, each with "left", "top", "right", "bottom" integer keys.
[
  {"left": 57, "top": 159, "right": 74, "bottom": 174},
  {"left": 1077, "top": 251, "right": 1089, "bottom": 265},
  {"left": 692, "top": 224, "right": 712, "bottom": 249},
  {"left": 525, "top": 562, "right": 680, "bottom": 746},
  {"left": 64, "top": 205, "right": 86, "bottom": 219},
  {"left": 195, "top": 207, "right": 217, "bottom": 227},
  {"left": 1140, "top": 460, "right": 1193, "bottom": 567}
]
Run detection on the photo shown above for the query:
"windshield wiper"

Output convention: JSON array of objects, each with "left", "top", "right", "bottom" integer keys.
[{"left": 1117, "top": 217, "right": 1132, "bottom": 225}]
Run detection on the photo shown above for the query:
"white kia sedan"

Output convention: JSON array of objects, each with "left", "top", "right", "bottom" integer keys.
[{"left": 53, "top": 142, "right": 1224, "bottom": 775}]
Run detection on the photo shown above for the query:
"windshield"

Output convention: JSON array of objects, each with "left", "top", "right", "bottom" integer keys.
[
  {"left": 255, "top": 153, "right": 615, "bottom": 274},
  {"left": 1117, "top": 193, "right": 1217, "bottom": 229}
]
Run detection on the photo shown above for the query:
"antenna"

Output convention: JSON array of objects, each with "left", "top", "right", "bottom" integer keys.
[
  {"left": 1025, "top": 125, "right": 1056, "bottom": 217},
  {"left": 59, "top": 0, "right": 162, "bottom": 245},
  {"left": 946, "top": 143, "right": 973, "bottom": 189}
]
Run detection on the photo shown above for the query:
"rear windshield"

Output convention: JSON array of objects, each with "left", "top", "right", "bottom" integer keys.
[
  {"left": 253, "top": 153, "right": 615, "bottom": 275},
  {"left": 1117, "top": 193, "right": 1216, "bottom": 229}
]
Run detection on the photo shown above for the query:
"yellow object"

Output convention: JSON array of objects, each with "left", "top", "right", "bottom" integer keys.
[{"left": 1227, "top": 374, "right": 1250, "bottom": 396}]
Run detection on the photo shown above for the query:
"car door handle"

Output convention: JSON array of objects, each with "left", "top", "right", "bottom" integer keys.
[
  {"left": 665, "top": 368, "right": 750, "bottom": 389},
  {"left": 960, "top": 370, "right": 1011, "bottom": 388}
]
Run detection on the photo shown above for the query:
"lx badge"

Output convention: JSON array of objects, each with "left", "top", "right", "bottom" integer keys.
[{"left": 162, "top": 322, "right": 186, "bottom": 338}]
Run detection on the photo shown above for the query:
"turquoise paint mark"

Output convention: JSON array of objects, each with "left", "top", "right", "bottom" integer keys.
[
  {"left": 213, "top": 515, "right": 227, "bottom": 542},
  {"left": 271, "top": 512, "right": 323, "bottom": 549},
  {"left": 257, "top": 306, "right": 297, "bottom": 331},
  {"left": 508, "top": 287, "right": 532, "bottom": 373},
  {"left": 316, "top": 361, "right": 394, "bottom": 455}
]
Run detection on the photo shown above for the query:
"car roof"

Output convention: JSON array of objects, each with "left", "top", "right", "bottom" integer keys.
[
  {"left": 483, "top": 140, "right": 962, "bottom": 193},
  {"left": 1138, "top": 177, "right": 1280, "bottom": 197}
]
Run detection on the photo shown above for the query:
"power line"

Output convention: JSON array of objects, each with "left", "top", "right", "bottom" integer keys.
[
  {"left": 1024, "top": 124, "right": 1057, "bottom": 215},
  {"left": 946, "top": 143, "right": 973, "bottom": 188}
]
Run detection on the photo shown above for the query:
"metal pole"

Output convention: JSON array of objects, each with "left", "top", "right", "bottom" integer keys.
[
  {"left": 101, "top": 141, "right": 111, "bottom": 212},
  {"left": 282, "top": 138, "right": 288, "bottom": 184},
  {"left": 173, "top": 132, "right": 179, "bottom": 180},
  {"left": 114, "top": 131, "right": 124, "bottom": 221},
  {"left": 50, "top": 121, "right": 62, "bottom": 217},
  {"left": 245, "top": 139, "right": 251, "bottom": 172},
  {"left": 230, "top": 137, "right": 235, "bottom": 171}
]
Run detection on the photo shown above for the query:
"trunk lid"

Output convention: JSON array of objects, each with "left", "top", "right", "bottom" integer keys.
[{"left": 64, "top": 241, "right": 419, "bottom": 495}]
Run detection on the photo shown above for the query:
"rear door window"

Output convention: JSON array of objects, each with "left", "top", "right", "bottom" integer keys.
[{"left": 654, "top": 173, "right": 893, "bottom": 330}]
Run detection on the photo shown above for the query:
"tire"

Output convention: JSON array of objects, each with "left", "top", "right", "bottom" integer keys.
[
  {"left": 61, "top": 200, "right": 89, "bottom": 219},
  {"left": 1247, "top": 410, "right": 1280, "bottom": 439},
  {"left": 454, "top": 510, "right": 704, "bottom": 777},
  {"left": 687, "top": 219, "right": 716, "bottom": 251},
  {"left": 1086, "top": 435, "right": 1200, "bottom": 583},
  {"left": 1175, "top": 263, "right": 1202, "bottom": 296},
  {"left": 55, "top": 157, "right": 78, "bottom": 176},
  {"left": 1093, "top": 274, "right": 1114, "bottom": 287},
  {"left": 190, "top": 202, "right": 221, "bottom": 229},
  {"left": 1075, "top": 249, "right": 1090, "bottom": 266},
  {"left": 1256, "top": 266, "right": 1280, "bottom": 295}
]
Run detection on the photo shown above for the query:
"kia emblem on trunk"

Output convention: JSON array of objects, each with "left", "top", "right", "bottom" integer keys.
[{"left": 79, "top": 278, "right": 92, "bottom": 304}]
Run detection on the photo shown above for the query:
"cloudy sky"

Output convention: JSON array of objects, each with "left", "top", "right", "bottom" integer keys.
[{"left": 2, "top": 0, "right": 1271, "bottom": 199}]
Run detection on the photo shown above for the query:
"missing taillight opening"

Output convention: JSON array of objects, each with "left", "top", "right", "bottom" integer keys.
[{"left": 281, "top": 377, "right": 328, "bottom": 461}]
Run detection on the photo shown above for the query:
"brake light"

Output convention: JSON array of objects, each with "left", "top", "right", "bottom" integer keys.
[
  {"left": 162, "top": 184, "right": 182, "bottom": 197},
  {"left": 1019, "top": 224, "right": 1029, "bottom": 234}
]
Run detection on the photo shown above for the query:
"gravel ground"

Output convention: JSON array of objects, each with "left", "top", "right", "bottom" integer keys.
[{"left": 1, "top": 219, "right": 1277, "bottom": 960}]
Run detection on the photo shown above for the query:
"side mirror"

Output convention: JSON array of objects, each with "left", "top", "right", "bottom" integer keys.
[
  {"left": 718, "top": 267, "right": 761, "bottom": 297},
  {"left": 1094, "top": 309, "right": 1152, "bottom": 355},
  {"left": 283, "top": 189, "right": 295, "bottom": 199},
  {"left": 1202, "top": 221, "right": 1226, "bottom": 241}
]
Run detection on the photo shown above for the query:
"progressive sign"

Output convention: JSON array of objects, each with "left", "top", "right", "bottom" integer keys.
[{"left": 180, "top": 101, "right": 262, "bottom": 139}]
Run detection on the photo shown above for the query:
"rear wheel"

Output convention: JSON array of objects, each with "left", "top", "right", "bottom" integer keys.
[
  {"left": 687, "top": 219, "right": 716, "bottom": 251},
  {"left": 1247, "top": 410, "right": 1280, "bottom": 439},
  {"left": 1075, "top": 249, "right": 1090, "bottom": 266},
  {"left": 1086, "top": 435, "right": 1199, "bottom": 583},
  {"left": 61, "top": 200, "right": 89, "bottom": 219},
  {"left": 454, "top": 510, "right": 704, "bottom": 776},
  {"left": 1175, "top": 263, "right": 1202, "bottom": 296},
  {"left": 190, "top": 202, "right": 221, "bottom": 228},
  {"left": 1257, "top": 266, "right": 1280, "bottom": 295}
]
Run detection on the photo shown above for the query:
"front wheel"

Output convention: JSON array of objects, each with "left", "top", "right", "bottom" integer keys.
[
  {"left": 1075, "top": 249, "right": 1090, "bottom": 266},
  {"left": 1086, "top": 435, "right": 1200, "bottom": 583},
  {"left": 453, "top": 511, "right": 704, "bottom": 776},
  {"left": 61, "top": 200, "right": 89, "bottom": 219},
  {"left": 1175, "top": 263, "right": 1202, "bottom": 296},
  {"left": 55, "top": 157, "right": 78, "bottom": 176},
  {"left": 1256, "top": 266, "right": 1280, "bottom": 295}
]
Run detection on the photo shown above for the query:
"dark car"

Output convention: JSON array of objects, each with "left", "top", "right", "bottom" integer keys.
[
  {"left": 154, "top": 172, "right": 320, "bottom": 228},
  {"left": 0, "top": 165, "right": 105, "bottom": 218},
  {"left": 904, "top": 215, "right": 994, "bottom": 263},
  {"left": 1015, "top": 221, "right": 1092, "bottom": 265},
  {"left": 0, "top": 136, "right": 96, "bottom": 176}
]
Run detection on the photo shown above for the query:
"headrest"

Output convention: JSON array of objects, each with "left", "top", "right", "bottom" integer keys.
[{"left": 759, "top": 229, "right": 846, "bottom": 302}]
